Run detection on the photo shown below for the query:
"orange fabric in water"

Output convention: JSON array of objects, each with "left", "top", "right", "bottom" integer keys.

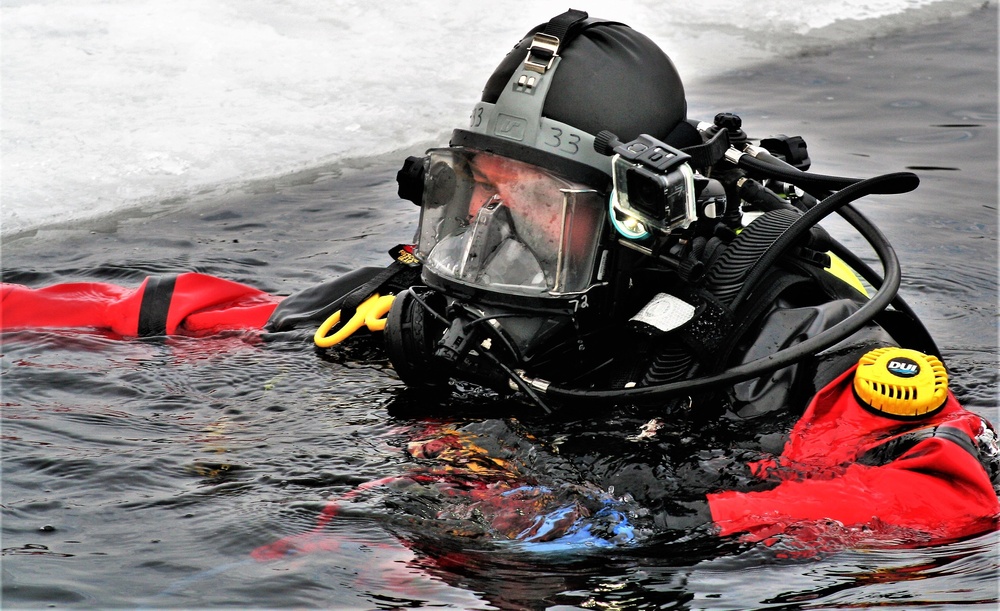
[
  {"left": 707, "top": 367, "right": 1000, "bottom": 541},
  {"left": 0, "top": 274, "right": 281, "bottom": 337}
]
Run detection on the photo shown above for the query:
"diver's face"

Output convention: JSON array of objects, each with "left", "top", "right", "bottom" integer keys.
[
  {"left": 418, "top": 148, "right": 607, "bottom": 297},
  {"left": 469, "top": 154, "right": 604, "bottom": 268}
]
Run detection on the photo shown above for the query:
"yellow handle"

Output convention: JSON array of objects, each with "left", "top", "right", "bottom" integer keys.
[
  {"left": 314, "top": 293, "right": 395, "bottom": 348},
  {"left": 363, "top": 294, "right": 395, "bottom": 332}
]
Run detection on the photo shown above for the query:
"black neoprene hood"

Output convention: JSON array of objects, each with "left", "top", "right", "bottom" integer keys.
[{"left": 481, "top": 20, "right": 689, "bottom": 146}]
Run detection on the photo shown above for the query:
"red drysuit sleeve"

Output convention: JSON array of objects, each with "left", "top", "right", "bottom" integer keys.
[
  {"left": 706, "top": 364, "right": 1000, "bottom": 541},
  {"left": 708, "top": 433, "right": 999, "bottom": 541},
  {"left": 1, "top": 274, "right": 282, "bottom": 337}
]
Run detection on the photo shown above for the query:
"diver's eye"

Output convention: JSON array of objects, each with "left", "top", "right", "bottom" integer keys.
[{"left": 473, "top": 178, "right": 497, "bottom": 196}]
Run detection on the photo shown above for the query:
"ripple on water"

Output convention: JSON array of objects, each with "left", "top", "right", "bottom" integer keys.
[
  {"left": 888, "top": 99, "right": 925, "bottom": 108},
  {"left": 897, "top": 130, "right": 975, "bottom": 144},
  {"left": 949, "top": 108, "right": 999, "bottom": 122}
]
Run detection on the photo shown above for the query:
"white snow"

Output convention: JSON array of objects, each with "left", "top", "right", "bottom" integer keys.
[{"left": 0, "top": 0, "right": 965, "bottom": 236}]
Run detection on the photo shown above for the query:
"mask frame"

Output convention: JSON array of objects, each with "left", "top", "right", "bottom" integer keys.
[{"left": 416, "top": 147, "right": 608, "bottom": 298}]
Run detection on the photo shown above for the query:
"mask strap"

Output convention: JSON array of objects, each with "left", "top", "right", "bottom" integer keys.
[
  {"left": 464, "top": 10, "right": 620, "bottom": 174},
  {"left": 524, "top": 8, "right": 589, "bottom": 74}
]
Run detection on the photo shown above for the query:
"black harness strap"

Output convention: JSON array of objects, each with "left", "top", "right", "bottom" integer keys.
[
  {"left": 668, "top": 270, "right": 810, "bottom": 374},
  {"left": 709, "top": 269, "right": 813, "bottom": 373},
  {"left": 672, "top": 288, "right": 734, "bottom": 367},
  {"left": 338, "top": 261, "right": 420, "bottom": 322},
  {"left": 858, "top": 425, "right": 982, "bottom": 468},
  {"left": 527, "top": 9, "right": 611, "bottom": 65},
  {"left": 137, "top": 274, "right": 177, "bottom": 337},
  {"left": 541, "top": 9, "right": 590, "bottom": 43}
]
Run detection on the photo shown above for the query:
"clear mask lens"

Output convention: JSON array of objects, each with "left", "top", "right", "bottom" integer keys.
[{"left": 417, "top": 148, "right": 606, "bottom": 296}]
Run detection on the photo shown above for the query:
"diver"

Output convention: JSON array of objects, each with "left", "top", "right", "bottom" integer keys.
[{"left": 3, "top": 9, "right": 998, "bottom": 547}]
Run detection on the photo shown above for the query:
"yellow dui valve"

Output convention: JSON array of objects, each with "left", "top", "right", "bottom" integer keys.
[
  {"left": 853, "top": 347, "right": 949, "bottom": 418},
  {"left": 314, "top": 293, "right": 395, "bottom": 348}
]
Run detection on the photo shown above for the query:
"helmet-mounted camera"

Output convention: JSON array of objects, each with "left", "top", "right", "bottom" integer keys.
[{"left": 595, "top": 130, "right": 697, "bottom": 240}]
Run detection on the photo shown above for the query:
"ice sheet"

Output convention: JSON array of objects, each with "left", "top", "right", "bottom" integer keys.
[{"left": 0, "top": 0, "right": 975, "bottom": 236}]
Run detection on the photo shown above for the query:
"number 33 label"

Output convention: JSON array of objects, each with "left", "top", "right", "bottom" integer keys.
[{"left": 545, "top": 127, "right": 581, "bottom": 155}]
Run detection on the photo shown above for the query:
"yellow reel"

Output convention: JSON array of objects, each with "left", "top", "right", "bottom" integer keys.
[{"left": 853, "top": 347, "right": 949, "bottom": 418}]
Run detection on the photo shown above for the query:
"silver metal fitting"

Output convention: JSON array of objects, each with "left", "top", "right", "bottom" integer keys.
[
  {"left": 524, "top": 33, "right": 560, "bottom": 74},
  {"left": 724, "top": 147, "right": 745, "bottom": 165},
  {"left": 742, "top": 144, "right": 768, "bottom": 158},
  {"left": 512, "top": 369, "right": 551, "bottom": 394},
  {"left": 529, "top": 377, "right": 551, "bottom": 393}
]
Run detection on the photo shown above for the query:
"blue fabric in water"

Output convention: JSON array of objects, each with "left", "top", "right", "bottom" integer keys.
[{"left": 513, "top": 497, "right": 636, "bottom": 552}]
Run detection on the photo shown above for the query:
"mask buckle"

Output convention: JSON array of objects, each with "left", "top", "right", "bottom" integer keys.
[{"left": 524, "top": 33, "right": 560, "bottom": 74}]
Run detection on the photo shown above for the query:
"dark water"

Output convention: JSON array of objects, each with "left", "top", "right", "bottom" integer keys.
[{"left": 2, "top": 7, "right": 998, "bottom": 610}]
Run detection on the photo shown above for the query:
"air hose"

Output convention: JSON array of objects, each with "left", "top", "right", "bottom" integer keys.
[
  {"left": 740, "top": 147, "right": 939, "bottom": 355},
  {"left": 703, "top": 207, "right": 801, "bottom": 306},
  {"left": 728, "top": 172, "right": 917, "bottom": 310},
  {"left": 729, "top": 149, "right": 863, "bottom": 193},
  {"left": 536, "top": 171, "right": 914, "bottom": 406}
]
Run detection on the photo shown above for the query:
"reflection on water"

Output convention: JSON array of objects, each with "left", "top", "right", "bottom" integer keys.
[{"left": 897, "top": 130, "right": 974, "bottom": 144}]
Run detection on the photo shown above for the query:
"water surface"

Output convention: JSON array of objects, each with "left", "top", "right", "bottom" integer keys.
[{"left": 2, "top": 6, "right": 997, "bottom": 609}]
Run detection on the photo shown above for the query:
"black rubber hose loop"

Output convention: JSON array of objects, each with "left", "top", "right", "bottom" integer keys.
[
  {"left": 542, "top": 172, "right": 909, "bottom": 406},
  {"left": 736, "top": 153, "right": 919, "bottom": 195},
  {"left": 730, "top": 172, "right": 916, "bottom": 310},
  {"left": 743, "top": 149, "right": 937, "bottom": 355}
]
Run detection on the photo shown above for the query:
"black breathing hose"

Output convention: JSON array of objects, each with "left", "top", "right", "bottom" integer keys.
[
  {"left": 729, "top": 171, "right": 918, "bottom": 310},
  {"left": 742, "top": 148, "right": 939, "bottom": 355},
  {"left": 539, "top": 170, "right": 914, "bottom": 406},
  {"left": 733, "top": 152, "right": 898, "bottom": 194}
]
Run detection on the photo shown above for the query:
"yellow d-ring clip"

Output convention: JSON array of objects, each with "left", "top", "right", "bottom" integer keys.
[{"left": 314, "top": 293, "right": 395, "bottom": 348}]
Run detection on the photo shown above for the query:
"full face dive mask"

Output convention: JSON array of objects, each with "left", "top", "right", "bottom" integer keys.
[
  {"left": 417, "top": 148, "right": 606, "bottom": 297},
  {"left": 385, "top": 10, "right": 697, "bottom": 398},
  {"left": 387, "top": 145, "right": 618, "bottom": 397}
]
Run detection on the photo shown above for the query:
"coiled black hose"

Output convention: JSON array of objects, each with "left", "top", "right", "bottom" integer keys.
[
  {"left": 541, "top": 171, "right": 913, "bottom": 405},
  {"left": 743, "top": 148, "right": 939, "bottom": 355}
]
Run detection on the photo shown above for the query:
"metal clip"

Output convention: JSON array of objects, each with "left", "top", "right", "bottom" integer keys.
[{"left": 524, "top": 32, "right": 560, "bottom": 74}]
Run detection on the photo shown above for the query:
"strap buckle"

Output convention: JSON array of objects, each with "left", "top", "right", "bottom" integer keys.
[{"left": 524, "top": 32, "right": 560, "bottom": 74}]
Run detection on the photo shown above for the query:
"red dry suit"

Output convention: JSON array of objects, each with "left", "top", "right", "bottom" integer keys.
[
  {"left": 0, "top": 274, "right": 281, "bottom": 337},
  {"left": 708, "top": 366, "right": 999, "bottom": 542}
]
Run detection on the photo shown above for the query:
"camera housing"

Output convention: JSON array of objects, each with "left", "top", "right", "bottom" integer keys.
[{"left": 599, "top": 132, "right": 697, "bottom": 237}]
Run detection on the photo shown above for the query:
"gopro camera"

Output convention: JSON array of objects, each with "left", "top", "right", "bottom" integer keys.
[{"left": 596, "top": 131, "right": 697, "bottom": 237}]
